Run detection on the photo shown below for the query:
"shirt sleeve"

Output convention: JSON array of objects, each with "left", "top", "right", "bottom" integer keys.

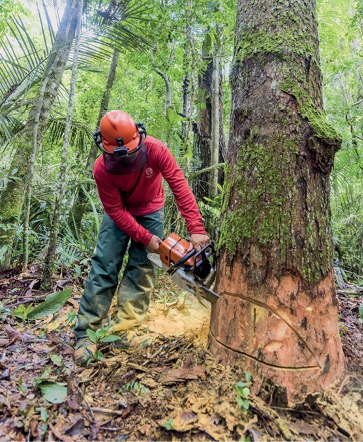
[
  {"left": 157, "top": 145, "right": 207, "bottom": 236},
  {"left": 94, "top": 166, "right": 153, "bottom": 247}
]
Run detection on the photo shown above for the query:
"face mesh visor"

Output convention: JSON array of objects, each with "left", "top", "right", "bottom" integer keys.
[{"left": 103, "top": 143, "right": 148, "bottom": 175}]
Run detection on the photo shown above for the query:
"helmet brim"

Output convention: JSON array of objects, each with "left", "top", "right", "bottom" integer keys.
[
  {"left": 102, "top": 133, "right": 140, "bottom": 154},
  {"left": 124, "top": 134, "right": 140, "bottom": 152}
]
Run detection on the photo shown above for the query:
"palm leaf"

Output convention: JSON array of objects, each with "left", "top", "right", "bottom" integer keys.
[
  {"left": 0, "top": 5, "right": 54, "bottom": 141},
  {"left": 46, "top": 114, "right": 93, "bottom": 153}
]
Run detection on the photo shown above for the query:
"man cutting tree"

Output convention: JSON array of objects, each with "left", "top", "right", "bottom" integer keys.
[{"left": 74, "top": 110, "right": 210, "bottom": 366}]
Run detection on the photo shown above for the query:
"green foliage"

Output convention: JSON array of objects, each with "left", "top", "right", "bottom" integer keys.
[
  {"left": 27, "top": 289, "right": 72, "bottom": 320},
  {"left": 36, "top": 407, "right": 48, "bottom": 423},
  {"left": 318, "top": 0, "right": 363, "bottom": 277},
  {"left": 235, "top": 371, "right": 252, "bottom": 410},
  {"left": 13, "top": 303, "right": 33, "bottom": 320},
  {"left": 37, "top": 381, "right": 67, "bottom": 404},
  {"left": 164, "top": 418, "right": 175, "bottom": 430},
  {"left": 359, "top": 304, "right": 363, "bottom": 325},
  {"left": 86, "top": 328, "right": 121, "bottom": 344},
  {"left": 85, "top": 348, "right": 105, "bottom": 365},
  {"left": 119, "top": 381, "right": 148, "bottom": 396},
  {"left": 67, "top": 310, "right": 77, "bottom": 327},
  {"left": 18, "top": 376, "right": 27, "bottom": 394}
]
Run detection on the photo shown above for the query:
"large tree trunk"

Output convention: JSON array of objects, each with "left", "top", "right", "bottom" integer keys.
[
  {"left": 209, "top": 0, "right": 344, "bottom": 405},
  {"left": 72, "top": 47, "right": 120, "bottom": 228},
  {"left": 0, "top": 0, "right": 78, "bottom": 270},
  {"left": 41, "top": 0, "right": 83, "bottom": 289}
]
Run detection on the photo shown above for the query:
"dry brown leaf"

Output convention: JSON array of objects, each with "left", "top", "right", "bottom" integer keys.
[
  {"left": 49, "top": 422, "right": 73, "bottom": 442},
  {"left": 159, "top": 366, "right": 204, "bottom": 384}
]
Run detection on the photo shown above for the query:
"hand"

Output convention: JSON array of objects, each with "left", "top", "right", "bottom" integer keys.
[
  {"left": 147, "top": 235, "right": 162, "bottom": 253},
  {"left": 187, "top": 234, "right": 210, "bottom": 252}
]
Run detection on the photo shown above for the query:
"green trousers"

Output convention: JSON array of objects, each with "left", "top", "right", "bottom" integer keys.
[{"left": 74, "top": 209, "right": 164, "bottom": 340}]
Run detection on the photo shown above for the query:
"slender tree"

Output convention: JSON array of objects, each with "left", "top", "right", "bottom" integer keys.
[
  {"left": 41, "top": 0, "right": 83, "bottom": 289},
  {"left": 150, "top": 42, "right": 174, "bottom": 116},
  {"left": 181, "top": 0, "right": 192, "bottom": 141},
  {"left": 72, "top": 47, "right": 120, "bottom": 228},
  {"left": 0, "top": 0, "right": 78, "bottom": 270},
  {"left": 209, "top": 0, "right": 344, "bottom": 404}
]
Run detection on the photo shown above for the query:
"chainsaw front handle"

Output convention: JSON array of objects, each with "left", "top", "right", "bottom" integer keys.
[{"left": 167, "top": 243, "right": 215, "bottom": 275}]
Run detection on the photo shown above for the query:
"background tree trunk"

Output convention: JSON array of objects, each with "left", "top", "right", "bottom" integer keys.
[
  {"left": 192, "top": 57, "right": 213, "bottom": 199},
  {"left": 210, "top": 42, "right": 220, "bottom": 196},
  {"left": 192, "top": 55, "right": 225, "bottom": 199},
  {"left": 41, "top": 0, "right": 83, "bottom": 289},
  {"left": 181, "top": 0, "right": 192, "bottom": 142},
  {"left": 151, "top": 43, "right": 173, "bottom": 116},
  {"left": 0, "top": 0, "right": 78, "bottom": 270},
  {"left": 71, "top": 47, "right": 120, "bottom": 228},
  {"left": 209, "top": 0, "right": 345, "bottom": 404}
]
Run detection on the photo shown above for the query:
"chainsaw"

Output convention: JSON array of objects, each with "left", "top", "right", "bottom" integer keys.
[{"left": 148, "top": 233, "right": 220, "bottom": 304}]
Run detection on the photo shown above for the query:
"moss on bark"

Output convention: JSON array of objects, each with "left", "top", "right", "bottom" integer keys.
[{"left": 217, "top": 0, "right": 341, "bottom": 283}]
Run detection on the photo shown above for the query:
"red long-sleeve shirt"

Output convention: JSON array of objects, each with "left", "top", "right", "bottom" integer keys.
[{"left": 93, "top": 136, "right": 207, "bottom": 246}]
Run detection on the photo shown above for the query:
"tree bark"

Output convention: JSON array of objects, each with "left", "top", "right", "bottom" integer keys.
[
  {"left": 211, "top": 40, "right": 220, "bottom": 195},
  {"left": 71, "top": 47, "right": 120, "bottom": 228},
  {"left": 41, "top": 0, "right": 83, "bottom": 289},
  {"left": 192, "top": 55, "right": 225, "bottom": 199},
  {"left": 209, "top": 0, "right": 344, "bottom": 405},
  {"left": 0, "top": 0, "right": 78, "bottom": 270},
  {"left": 192, "top": 57, "right": 213, "bottom": 199},
  {"left": 209, "top": 25, "right": 220, "bottom": 197},
  {"left": 181, "top": 0, "right": 192, "bottom": 142}
]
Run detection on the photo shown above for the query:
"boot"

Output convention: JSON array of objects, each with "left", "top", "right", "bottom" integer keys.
[{"left": 74, "top": 338, "right": 97, "bottom": 366}]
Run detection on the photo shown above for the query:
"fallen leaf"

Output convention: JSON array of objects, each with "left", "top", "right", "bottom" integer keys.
[
  {"left": 142, "top": 377, "right": 159, "bottom": 389},
  {"left": 38, "top": 382, "right": 67, "bottom": 404},
  {"left": 159, "top": 411, "right": 198, "bottom": 432},
  {"left": 49, "top": 422, "right": 73, "bottom": 442},
  {"left": 29, "top": 418, "right": 38, "bottom": 438},
  {"left": 1, "top": 369, "right": 10, "bottom": 379},
  {"left": 27, "top": 289, "right": 72, "bottom": 320},
  {"left": 139, "top": 423, "right": 151, "bottom": 435},
  {"left": 0, "top": 394, "right": 11, "bottom": 407},
  {"left": 159, "top": 366, "right": 204, "bottom": 385},
  {"left": 64, "top": 416, "right": 85, "bottom": 436},
  {"left": 16, "top": 432, "right": 26, "bottom": 442}
]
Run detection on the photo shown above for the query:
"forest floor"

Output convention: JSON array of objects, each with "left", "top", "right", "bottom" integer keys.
[{"left": 0, "top": 263, "right": 362, "bottom": 442}]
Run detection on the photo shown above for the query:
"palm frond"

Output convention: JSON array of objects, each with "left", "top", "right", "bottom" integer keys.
[
  {"left": 0, "top": 3, "right": 57, "bottom": 140},
  {"left": 46, "top": 114, "right": 93, "bottom": 153}
]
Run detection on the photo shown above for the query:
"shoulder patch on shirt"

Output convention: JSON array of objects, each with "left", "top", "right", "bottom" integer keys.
[{"left": 145, "top": 167, "right": 154, "bottom": 178}]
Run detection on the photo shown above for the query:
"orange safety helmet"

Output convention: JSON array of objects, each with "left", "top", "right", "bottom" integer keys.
[{"left": 99, "top": 110, "right": 141, "bottom": 154}]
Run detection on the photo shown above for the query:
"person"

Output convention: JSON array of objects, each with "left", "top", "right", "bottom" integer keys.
[{"left": 74, "top": 110, "right": 210, "bottom": 365}]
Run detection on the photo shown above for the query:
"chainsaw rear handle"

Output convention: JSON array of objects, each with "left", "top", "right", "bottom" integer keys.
[{"left": 167, "top": 243, "right": 215, "bottom": 274}]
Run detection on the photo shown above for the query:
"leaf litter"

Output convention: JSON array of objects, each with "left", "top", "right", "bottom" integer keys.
[{"left": 0, "top": 268, "right": 362, "bottom": 441}]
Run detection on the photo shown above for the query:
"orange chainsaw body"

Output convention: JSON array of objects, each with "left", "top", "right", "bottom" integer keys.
[{"left": 159, "top": 233, "right": 196, "bottom": 267}]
